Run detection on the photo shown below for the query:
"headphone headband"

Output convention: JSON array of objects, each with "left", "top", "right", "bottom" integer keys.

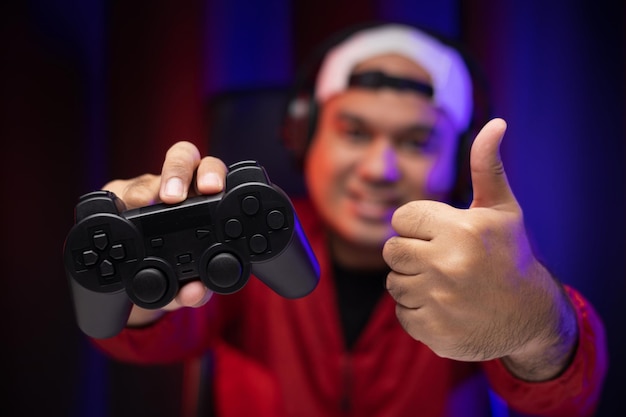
[{"left": 348, "top": 71, "right": 434, "bottom": 97}]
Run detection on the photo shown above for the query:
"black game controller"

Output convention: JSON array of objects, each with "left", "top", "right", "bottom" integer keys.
[{"left": 63, "top": 161, "right": 320, "bottom": 339}]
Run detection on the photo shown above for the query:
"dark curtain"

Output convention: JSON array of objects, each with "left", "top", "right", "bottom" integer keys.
[{"left": 2, "top": 0, "right": 624, "bottom": 416}]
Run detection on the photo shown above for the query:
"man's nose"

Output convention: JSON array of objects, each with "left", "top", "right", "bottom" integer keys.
[{"left": 357, "top": 137, "right": 400, "bottom": 182}]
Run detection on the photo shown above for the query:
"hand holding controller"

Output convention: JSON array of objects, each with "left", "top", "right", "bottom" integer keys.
[{"left": 63, "top": 161, "right": 320, "bottom": 339}]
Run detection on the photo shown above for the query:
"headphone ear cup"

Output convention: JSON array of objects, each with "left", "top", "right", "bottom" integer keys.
[
  {"left": 281, "top": 21, "right": 386, "bottom": 166},
  {"left": 282, "top": 93, "right": 318, "bottom": 166}
]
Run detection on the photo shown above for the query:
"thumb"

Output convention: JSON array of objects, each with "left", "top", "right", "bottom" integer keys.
[{"left": 469, "top": 118, "right": 516, "bottom": 209}]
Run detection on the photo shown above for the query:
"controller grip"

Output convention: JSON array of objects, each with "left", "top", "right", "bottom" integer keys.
[
  {"left": 251, "top": 220, "right": 320, "bottom": 298},
  {"left": 69, "top": 278, "right": 132, "bottom": 339}
]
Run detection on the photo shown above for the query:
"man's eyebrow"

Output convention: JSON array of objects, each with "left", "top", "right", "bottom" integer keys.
[
  {"left": 335, "top": 111, "right": 366, "bottom": 125},
  {"left": 398, "top": 125, "right": 435, "bottom": 135}
]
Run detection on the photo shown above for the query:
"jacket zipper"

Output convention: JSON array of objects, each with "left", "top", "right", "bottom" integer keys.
[{"left": 340, "top": 353, "right": 353, "bottom": 414}]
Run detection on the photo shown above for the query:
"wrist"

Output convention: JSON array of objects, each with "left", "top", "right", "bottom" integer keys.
[{"left": 501, "top": 279, "right": 579, "bottom": 381}]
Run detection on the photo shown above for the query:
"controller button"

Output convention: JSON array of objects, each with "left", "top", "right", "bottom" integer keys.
[
  {"left": 225, "top": 219, "right": 243, "bottom": 238},
  {"left": 132, "top": 268, "right": 168, "bottom": 304},
  {"left": 93, "top": 231, "right": 108, "bottom": 250},
  {"left": 109, "top": 244, "right": 126, "bottom": 260},
  {"left": 206, "top": 253, "right": 242, "bottom": 288},
  {"left": 250, "top": 234, "right": 268, "bottom": 254},
  {"left": 267, "top": 210, "right": 286, "bottom": 230},
  {"left": 242, "top": 195, "right": 260, "bottom": 215},
  {"left": 196, "top": 229, "right": 211, "bottom": 239},
  {"left": 100, "top": 259, "right": 115, "bottom": 277},
  {"left": 82, "top": 250, "right": 99, "bottom": 266},
  {"left": 150, "top": 237, "right": 164, "bottom": 248},
  {"left": 177, "top": 253, "right": 192, "bottom": 264}
]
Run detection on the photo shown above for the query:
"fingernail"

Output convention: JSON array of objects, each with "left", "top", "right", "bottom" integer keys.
[
  {"left": 199, "top": 172, "right": 223, "bottom": 190},
  {"left": 164, "top": 177, "right": 184, "bottom": 197}
]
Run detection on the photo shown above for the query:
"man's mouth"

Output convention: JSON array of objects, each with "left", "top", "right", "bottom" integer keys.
[{"left": 348, "top": 192, "right": 399, "bottom": 222}]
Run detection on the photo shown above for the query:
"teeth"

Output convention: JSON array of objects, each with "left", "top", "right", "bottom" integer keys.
[{"left": 353, "top": 198, "right": 394, "bottom": 220}]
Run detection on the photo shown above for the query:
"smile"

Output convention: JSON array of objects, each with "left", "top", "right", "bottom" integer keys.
[{"left": 348, "top": 194, "right": 398, "bottom": 222}]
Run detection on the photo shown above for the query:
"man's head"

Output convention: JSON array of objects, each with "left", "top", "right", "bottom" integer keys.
[{"left": 288, "top": 23, "right": 475, "bottom": 250}]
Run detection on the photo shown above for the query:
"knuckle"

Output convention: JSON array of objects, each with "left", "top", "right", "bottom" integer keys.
[
  {"left": 385, "top": 272, "right": 399, "bottom": 294},
  {"left": 392, "top": 202, "right": 423, "bottom": 233},
  {"left": 167, "top": 141, "right": 201, "bottom": 160},
  {"left": 101, "top": 179, "right": 124, "bottom": 195},
  {"left": 123, "top": 174, "right": 160, "bottom": 207},
  {"left": 198, "top": 156, "right": 228, "bottom": 177},
  {"left": 383, "top": 239, "right": 414, "bottom": 272},
  {"left": 382, "top": 237, "right": 398, "bottom": 264},
  {"left": 164, "top": 142, "right": 201, "bottom": 174}
]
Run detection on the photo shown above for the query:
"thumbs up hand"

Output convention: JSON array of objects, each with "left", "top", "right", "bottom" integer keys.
[{"left": 383, "top": 118, "right": 578, "bottom": 381}]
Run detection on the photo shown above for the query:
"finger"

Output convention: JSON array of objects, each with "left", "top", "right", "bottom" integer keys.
[
  {"left": 159, "top": 141, "right": 202, "bottom": 204},
  {"left": 386, "top": 270, "right": 427, "bottom": 310},
  {"left": 195, "top": 156, "right": 228, "bottom": 195},
  {"left": 469, "top": 118, "right": 516, "bottom": 209},
  {"left": 391, "top": 199, "right": 455, "bottom": 240},
  {"left": 394, "top": 306, "right": 446, "bottom": 354},
  {"left": 164, "top": 281, "right": 213, "bottom": 310},
  {"left": 395, "top": 305, "right": 423, "bottom": 340},
  {"left": 102, "top": 174, "right": 161, "bottom": 209},
  {"left": 383, "top": 236, "right": 431, "bottom": 275}
]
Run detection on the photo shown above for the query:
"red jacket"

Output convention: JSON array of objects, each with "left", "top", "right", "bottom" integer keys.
[{"left": 94, "top": 198, "right": 608, "bottom": 417}]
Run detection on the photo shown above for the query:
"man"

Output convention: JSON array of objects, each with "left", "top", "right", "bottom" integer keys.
[{"left": 93, "top": 23, "right": 607, "bottom": 416}]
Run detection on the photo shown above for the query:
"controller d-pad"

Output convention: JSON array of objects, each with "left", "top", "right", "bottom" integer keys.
[
  {"left": 132, "top": 268, "right": 168, "bottom": 304},
  {"left": 64, "top": 209, "right": 142, "bottom": 295}
]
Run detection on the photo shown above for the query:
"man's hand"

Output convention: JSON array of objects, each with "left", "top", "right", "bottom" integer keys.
[
  {"left": 383, "top": 118, "right": 578, "bottom": 381},
  {"left": 102, "top": 141, "right": 228, "bottom": 327}
]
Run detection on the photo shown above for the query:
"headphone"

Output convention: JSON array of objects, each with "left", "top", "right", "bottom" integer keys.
[{"left": 281, "top": 21, "right": 493, "bottom": 208}]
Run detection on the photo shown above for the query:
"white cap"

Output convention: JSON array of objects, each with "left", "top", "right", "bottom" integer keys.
[{"left": 315, "top": 24, "right": 473, "bottom": 133}]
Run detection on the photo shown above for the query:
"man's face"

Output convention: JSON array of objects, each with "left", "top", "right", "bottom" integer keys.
[{"left": 304, "top": 54, "right": 460, "bottom": 249}]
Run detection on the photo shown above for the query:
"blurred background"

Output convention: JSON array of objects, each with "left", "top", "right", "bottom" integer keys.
[{"left": 2, "top": 0, "right": 624, "bottom": 416}]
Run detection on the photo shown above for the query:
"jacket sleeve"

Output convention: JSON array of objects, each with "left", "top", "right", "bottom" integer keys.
[
  {"left": 481, "top": 285, "right": 608, "bottom": 417},
  {"left": 90, "top": 294, "right": 235, "bottom": 364}
]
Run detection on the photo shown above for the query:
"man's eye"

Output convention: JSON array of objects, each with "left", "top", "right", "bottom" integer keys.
[
  {"left": 396, "top": 129, "right": 437, "bottom": 153},
  {"left": 343, "top": 126, "right": 371, "bottom": 142}
]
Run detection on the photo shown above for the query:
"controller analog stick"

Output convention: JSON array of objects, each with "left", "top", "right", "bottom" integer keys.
[
  {"left": 206, "top": 253, "right": 243, "bottom": 288},
  {"left": 132, "top": 268, "right": 168, "bottom": 304}
]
